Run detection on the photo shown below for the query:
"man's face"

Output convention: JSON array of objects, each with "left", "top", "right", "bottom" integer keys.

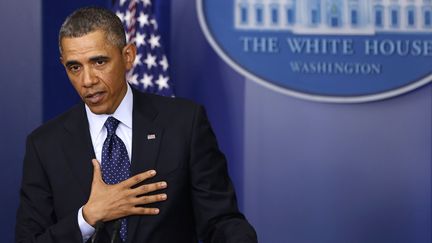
[{"left": 60, "top": 30, "right": 135, "bottom": 114}]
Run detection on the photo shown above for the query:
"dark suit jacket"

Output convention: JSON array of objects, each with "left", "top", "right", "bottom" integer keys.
[{"left": 16, "top": 89, "right": 257, "bottom": 243}]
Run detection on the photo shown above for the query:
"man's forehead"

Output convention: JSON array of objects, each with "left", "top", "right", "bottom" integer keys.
[{"left": 61, "top": 31, "right": 113, "bottom": 60}]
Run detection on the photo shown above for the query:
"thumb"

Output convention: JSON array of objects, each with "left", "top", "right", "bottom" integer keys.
[{"left": 91, "top": 159, "right": 103, "bottom": 184}]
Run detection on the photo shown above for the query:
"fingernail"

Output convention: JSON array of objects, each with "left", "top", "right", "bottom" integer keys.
[
  {"left": 160, "top": 182, "right": 167, "bottom": 188},
  {"left": 154, "top": 209, "right": 160, "bottom": 214},
  {"left": 161, "top": 194, "right": 167, "bottom": 200},
  {"left": 149, "top": 170, "right": 156, "bottom": 176}
]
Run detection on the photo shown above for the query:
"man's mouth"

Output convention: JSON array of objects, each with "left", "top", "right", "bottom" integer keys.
[{"left": 85, "top": 91, "right": 106, "bottom": 105}]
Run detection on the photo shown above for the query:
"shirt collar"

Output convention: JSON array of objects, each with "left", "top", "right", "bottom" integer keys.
[{"left": 85, "top": 84, "right": 133, "bottom": 138}]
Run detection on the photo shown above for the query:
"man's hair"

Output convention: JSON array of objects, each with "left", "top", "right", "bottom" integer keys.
[{"left": 59, "top": 6, "right": 126, "bottom": 54}]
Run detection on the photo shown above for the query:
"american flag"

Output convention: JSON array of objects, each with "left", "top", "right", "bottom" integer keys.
[{"left": 113, "top": 0, "right": 174, "bottom": 96}]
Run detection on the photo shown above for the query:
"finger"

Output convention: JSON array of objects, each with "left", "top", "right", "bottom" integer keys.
[
  {"left": 132, "top": 193, "right": 167, "bottom": 205},
  {"left": 130, "top": 181, "right": 167, "bottom": 196},
  {"left": 91, "top": 159, "right": 104, "bottom": 183},
  {"left": 130, "top": 207, "right": 160, "bottom": 215},
  {"left": 122, "top": 170, "right": 157, "bottom": 188}
]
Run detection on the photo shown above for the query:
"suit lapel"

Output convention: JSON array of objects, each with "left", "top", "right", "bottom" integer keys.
[
  {"left": 130, "top": 97, "right": 162, "bottom": 176},
  {"left": 61, "top": 103, "right": 95, "bottom": 200},
  {"left": 127, "top": 91, "right": 163, "bottom": 242}
]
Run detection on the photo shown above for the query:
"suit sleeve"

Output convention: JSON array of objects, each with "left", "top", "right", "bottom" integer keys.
[
  {"left": 15, "top": 135, "right": 83, "bottom": 243},
  {"left": 188, "top": 106, "right": 258, "bottom": 243}
]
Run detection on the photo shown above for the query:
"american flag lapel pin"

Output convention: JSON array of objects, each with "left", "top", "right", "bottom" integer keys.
[{"left": 147, "top": 134, "right": 156, "bottom": 140}]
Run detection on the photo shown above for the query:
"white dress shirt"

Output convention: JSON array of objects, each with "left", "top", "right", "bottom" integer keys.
[{"left": 78, "top": 84, "right": 134, "bottom": 242}]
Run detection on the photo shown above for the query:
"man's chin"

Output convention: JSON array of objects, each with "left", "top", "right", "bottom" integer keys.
[{"left": 86, "top": 104, "right": 112, "bottom": 115}]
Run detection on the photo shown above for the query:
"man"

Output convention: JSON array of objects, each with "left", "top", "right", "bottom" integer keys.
[{"left": 15, "top": 6, "right": 257, "bottom": 243}]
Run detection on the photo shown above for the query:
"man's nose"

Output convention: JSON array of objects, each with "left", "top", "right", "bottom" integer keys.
[{"left": 82, "top": 68, "right": 98, "bottom": 87}]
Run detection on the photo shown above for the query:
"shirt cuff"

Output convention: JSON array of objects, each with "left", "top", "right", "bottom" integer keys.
[{"left": 78, "top": 206, "right": 95, "bottom": 242}]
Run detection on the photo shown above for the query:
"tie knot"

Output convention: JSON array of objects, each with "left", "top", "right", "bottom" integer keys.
[{"left": 104, "top": 116, "right": 120, "bottom": 136}]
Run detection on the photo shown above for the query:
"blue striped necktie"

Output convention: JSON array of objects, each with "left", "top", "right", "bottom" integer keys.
[{"left": 101, "top": 116, "right": 130, "bottom": 242}]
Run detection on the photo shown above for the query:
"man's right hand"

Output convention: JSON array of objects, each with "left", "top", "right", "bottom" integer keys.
[{"left": 82, "top": 159, "right": 168, "bottom": 226}]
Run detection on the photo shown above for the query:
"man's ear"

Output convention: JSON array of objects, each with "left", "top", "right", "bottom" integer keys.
[
  {"left": 123, "top": 44, "right": 137, "bottom": 70},
  {"left": 60, "top": 56, "right": 65, "bottom": 67}
]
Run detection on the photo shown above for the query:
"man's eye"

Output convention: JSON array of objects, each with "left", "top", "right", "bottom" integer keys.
[
  {"left": 69, "top": 65, "right": 81, "bottom": 72},
  {"left": 95, "top": 60, "right": 106, "bottom": 66}
]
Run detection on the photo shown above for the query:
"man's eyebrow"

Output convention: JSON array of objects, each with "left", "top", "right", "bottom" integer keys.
[
  {"left": 89, "top": 56, "right": 110, "bottom": 62},
  {"left": 65, "top": 60, "right": 81, "bottom": 67}
]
